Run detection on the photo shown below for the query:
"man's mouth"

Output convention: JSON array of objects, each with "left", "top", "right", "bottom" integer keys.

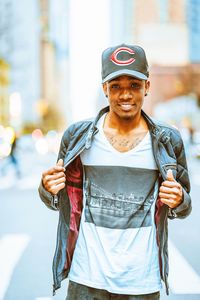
[{"left": 118, "top": 103, "right": 135, "bottom": 111}]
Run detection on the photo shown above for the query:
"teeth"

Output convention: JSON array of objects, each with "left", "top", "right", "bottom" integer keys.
[
  {"left": 119, "top": 103, "right": 134, "bottom": 111},
  {"left": 121, "top": 104, "right": 132, "bottom": 108}
]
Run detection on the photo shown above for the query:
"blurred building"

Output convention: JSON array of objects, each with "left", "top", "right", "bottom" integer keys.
[
  {"left": 187, "top": 0, "right": 200, "bottom": 108},
  {"left": 0, "top": 59, "right": 10, "bottom": 124},
  {"left": 124, "top": 0, "right": 200, "bottom": 115},
  {"left": 39, "top": 0, "right": 69, "bottom": 131},
  {"left": 133, "top": 0, "right": 188, "bottom": 65},
  {"left": 188, "top": 0, "right": 200, "bottom": 62},
  {"left": 0, "top": 0, "right": 40, "bottom": 129},
  {"left": 0, "top": 1, "right": 12, "bottom": 125},
  {"left": 109, "top": 0, "right": 134, "bottom": 45},
  {"left": 68, "top": 0, "right": 111, "bottom": 122},
  {"left": 0, "top": 0, "right": 69, "bottom": 131}
]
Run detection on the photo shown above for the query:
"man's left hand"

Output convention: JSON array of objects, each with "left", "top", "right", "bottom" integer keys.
[{"left": 159, "top": 169, "right": 183, "bottom": 208}]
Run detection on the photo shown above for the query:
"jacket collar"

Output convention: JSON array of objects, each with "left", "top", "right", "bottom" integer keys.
[
  {"left": 94, "top": 106, "right": 162, "bottom": 134},
  {"left": 85, "top": 106, "right": 163, "bottom": 149}
]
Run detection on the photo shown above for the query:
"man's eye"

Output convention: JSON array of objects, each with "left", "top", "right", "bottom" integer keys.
[
  {"left": 111, "top": 84, "right": 120, "bottom": 89},
  {"left": 131, "top": 83, "right": 141, "bottom": 89}
]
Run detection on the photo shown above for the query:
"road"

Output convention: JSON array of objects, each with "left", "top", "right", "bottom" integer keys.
[{"left": 0, "top": 151, "right": 200, "bottom": 300}]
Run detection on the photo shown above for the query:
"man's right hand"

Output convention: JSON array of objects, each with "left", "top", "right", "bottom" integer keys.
[{"left": 42, "top": 159, "right": 66, "bottom": 195}]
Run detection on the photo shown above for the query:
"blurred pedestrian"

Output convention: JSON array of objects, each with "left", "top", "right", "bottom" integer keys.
[
  {"left": 1, "top": 133, "right": 21, "bottom": 177},
  {"left": 39, "top": 44, "right": 191, "bottom": 300}
]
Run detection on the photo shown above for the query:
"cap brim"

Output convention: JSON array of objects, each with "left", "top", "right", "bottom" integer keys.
[{"left": 102, "top": 69, "right": 148, "bottom": 83}]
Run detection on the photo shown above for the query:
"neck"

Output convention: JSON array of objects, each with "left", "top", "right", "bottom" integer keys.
[{"left": 105, "top": 110, "right": 145, "bottom": 134}]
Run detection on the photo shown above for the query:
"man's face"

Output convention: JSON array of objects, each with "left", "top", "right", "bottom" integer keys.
[{"left": 103, "top": 75, "right": 150, "bottom": 120}]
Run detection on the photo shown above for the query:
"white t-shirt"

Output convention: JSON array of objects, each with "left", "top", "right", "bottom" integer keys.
[{"left": 68, "top": 114, "right": 162, "bottom": 295}]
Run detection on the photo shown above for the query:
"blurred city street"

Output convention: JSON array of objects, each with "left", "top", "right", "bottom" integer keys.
[
  {"left": 0, "top": 148, "right": 200, "bottom": 300},
  {"left": 1, "top": 1, "right": 200, "bottom": 300}
]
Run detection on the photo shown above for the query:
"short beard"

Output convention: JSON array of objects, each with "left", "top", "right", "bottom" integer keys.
[{"left": 119, "top": 113, "right": 135, "bottom": 121}]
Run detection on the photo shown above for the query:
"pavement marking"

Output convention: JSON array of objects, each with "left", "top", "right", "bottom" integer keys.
[
  {"left": 0, "top": 234, "right": 30, "bottom": 300},
  {"left": 168, "top": 239, "right": 200, "bottom": 294}
]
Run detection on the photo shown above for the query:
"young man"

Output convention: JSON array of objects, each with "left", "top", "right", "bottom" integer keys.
[{"left": 39, "top": 44, "right": 191, "bottom": 300}]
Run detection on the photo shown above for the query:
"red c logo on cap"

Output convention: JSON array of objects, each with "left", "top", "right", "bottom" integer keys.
[{"left": 110, "top": 47, "right": 135, "bottom": 66}]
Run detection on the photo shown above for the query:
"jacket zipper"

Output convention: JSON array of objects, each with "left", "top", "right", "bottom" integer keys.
[
  {"left": 151, "top": 129, "right": 170, "bottom": 293},
  {"left": 52, "top": 216, "right": 62, "bottom": 295}
]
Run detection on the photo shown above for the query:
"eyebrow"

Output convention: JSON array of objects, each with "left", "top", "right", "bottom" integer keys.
[{"left": 109, "top": 78, "right": 142, "bottom": 83}]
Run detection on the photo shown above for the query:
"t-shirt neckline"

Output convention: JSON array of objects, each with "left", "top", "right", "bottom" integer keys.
[{"left": 98, "top": 113, "right": 150, "bottom": 155}]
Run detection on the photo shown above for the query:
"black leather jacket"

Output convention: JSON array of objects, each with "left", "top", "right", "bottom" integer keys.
[{"left": 38, "top": 106, "right": 191, "bottom": 296}]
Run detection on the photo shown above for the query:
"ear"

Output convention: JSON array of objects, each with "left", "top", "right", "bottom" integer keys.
[
  {"left": 145, "top": 80, "right": 150, "bottom": 96},
  {"left": 102, "top": 83, "right": 108, "bottom": 98}
]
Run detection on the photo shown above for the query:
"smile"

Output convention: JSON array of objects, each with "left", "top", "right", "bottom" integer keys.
[{"left": 118, "top": 103, "right": 135, "bottom": 111}]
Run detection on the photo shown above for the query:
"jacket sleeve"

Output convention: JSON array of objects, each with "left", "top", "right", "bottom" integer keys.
[
  {"left": 38, "top": 128, "right": 71, "bottom": 211},
  {"left": 168, "top": 133, "right": 192, "bottom": 219}
]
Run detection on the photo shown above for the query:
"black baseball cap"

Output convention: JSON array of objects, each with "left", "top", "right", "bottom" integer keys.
[{"left": 101, "top": 43, "right": 149, "bottom": 83}]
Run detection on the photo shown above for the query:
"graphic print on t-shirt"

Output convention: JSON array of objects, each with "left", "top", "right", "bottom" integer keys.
[{"left": 84, "top": 165, "right": 158, "bottom": 229}]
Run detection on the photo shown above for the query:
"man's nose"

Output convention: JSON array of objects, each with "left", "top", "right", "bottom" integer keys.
[{"left": 119, "top": 89, "right": 133, "bottom": 100}]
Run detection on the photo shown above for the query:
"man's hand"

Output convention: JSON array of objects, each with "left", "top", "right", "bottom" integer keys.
[
  {"left": 42, "top": 159, "right": 66, "bottom": 195},
  {"left": 159, "top": 169, "right": 183, "bottom": 208}
]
